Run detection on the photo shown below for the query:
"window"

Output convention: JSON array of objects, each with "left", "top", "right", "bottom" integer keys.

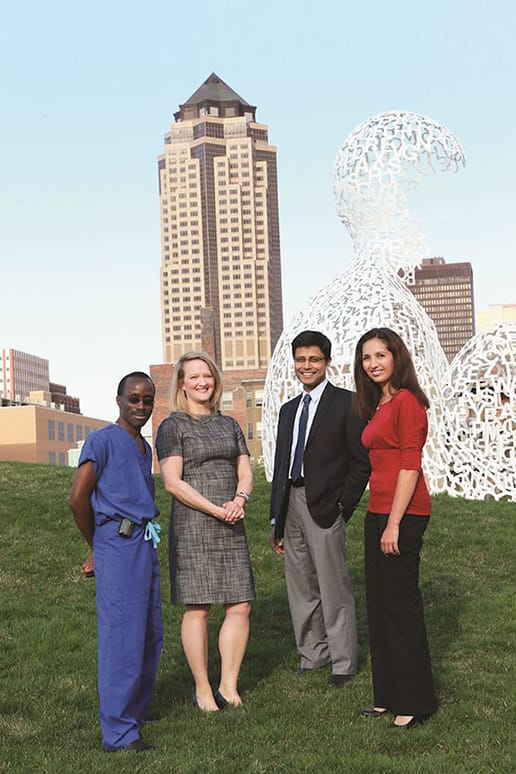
[
  {"left": 49, "top": 451, "right": 56, "bottom": 465},
  {"left": 246, "top": 391, "right": 252, "bottom": 408},
  {"left": 247, "top": 423, "right": 254, "bottom": 440},
  {"left": 222, "top": 391, "right": 233, "bottom": 410},
  {"left": 58, "top": 452, "right": 66, "bottom": 466},
  {"left": 76, "top": 425, "right": 83, "bottom": 442},
  {"left": 58, "top": 421, "right": 65, "bottom": 441},
  {"left": 48, "top": 420, "right": 55, "bottom": 441},
  {"left": 255, "top": 389, "right": 264, "bottom": 407}
]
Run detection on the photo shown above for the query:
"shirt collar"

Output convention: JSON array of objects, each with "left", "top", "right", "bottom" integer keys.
[{"left": 301, "top": 378, "right": 328, "bottom": 406}]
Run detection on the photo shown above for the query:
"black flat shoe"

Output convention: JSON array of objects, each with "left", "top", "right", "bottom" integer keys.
[
  {"left": 329, "top": 674, "right": 353, "bottom": 688},
  {"left": 104, "top": 739, "right": 154, "bottom": 752},
  {"left": 360, "top": 707, "right": 389, "bottom": 717},
  {"left": 390, "top": 715, "right": 429, "bottom": 729},
  {"left": 214, "top": 690, "right": 230, "bottom": 709},
  {"left": 126, "top": 740, "right": 154, "bottom": 752}
]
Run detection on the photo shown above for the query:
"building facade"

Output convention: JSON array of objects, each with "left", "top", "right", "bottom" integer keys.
[
  {"left": 407, "top": 258, "right": 475, "bottom": 361},
  {"left": 477, "top": 303, "right": 516, "bottom": 333},
  {"left": 0, "top": 349, "right": 81, "bottom": 413},
  {"left": 0, "top": 406, "right": 107, "bottom": 466},
  {"left": 0, "top": 349, "right": 49, "bottom": 403},
  {"left": 158, "top": 72, "right": 283, "bottom": 371}
]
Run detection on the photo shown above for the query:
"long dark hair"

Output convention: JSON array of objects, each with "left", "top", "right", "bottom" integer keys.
[{"left": 353, "top": 328, "right": 429, "bottom": 420}]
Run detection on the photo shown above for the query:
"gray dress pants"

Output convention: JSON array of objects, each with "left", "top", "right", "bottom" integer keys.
[{"left": 284, "top": 486, "right": 359, "bottom": 675}]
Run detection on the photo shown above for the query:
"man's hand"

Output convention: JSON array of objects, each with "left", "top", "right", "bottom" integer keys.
[{"left": 270, "top": 526, "right": 284, "bottom": 555}]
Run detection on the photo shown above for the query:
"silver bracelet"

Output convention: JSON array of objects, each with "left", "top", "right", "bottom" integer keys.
[{"left": 236, "top": 491, "right": 251, "bottom": 503}]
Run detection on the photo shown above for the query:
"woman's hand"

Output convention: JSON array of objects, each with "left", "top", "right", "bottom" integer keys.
[
  {"left": 380, "top": 522, "right": 400, "bottom": 556},
  {"left": 220, "top": 499, "right": 245, "bottom": 523}
]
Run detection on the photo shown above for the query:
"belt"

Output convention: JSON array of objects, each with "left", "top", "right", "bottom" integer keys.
[{"left": 290, "top": 477, "right": 305, "bottom": 488}]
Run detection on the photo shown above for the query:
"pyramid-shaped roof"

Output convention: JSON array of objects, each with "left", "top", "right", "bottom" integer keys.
[
  {"left": 175, "top": 72, "right": 256, "bottom": 122},
  {"left": 183, "top": 72, "right": 250, "bottom": 107}
]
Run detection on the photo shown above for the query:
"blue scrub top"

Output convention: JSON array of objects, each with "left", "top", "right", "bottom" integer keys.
[{"left": 79, "top": 423, "right": 159, "bottom": 524}]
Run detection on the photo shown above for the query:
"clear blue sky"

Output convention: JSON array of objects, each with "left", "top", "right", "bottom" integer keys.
[{"left": 1, "top": 0, "right": 514, "bottom": 421}]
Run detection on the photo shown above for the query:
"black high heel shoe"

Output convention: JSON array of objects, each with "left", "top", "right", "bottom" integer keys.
[
  {"left": 360, "top": 707, "right": 389, "bottom": 718},
  {"left": 193, "top": 693, "right": 219, "bottom": 712},
  {"left": 214, "top": 690, "right": 230, "bottom": 709},
  {"left": 390, "top": 715, "right": 429, "bottom": 729}
]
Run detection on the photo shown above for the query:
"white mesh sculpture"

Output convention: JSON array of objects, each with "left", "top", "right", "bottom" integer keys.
[
  {"left": 441, "top": 323, "right": 516, "bottom": 501},
  {"left": 331, "top": 111, "right": 465, "bottom": 281},
  {"left": 263, "top": 110, "right": 515, "bottom": 501},
  {"left": 263, "top": 111, "right": 464, "bottom": 487},
  {"left": 261, "top": 259, "right": 450, "bottom": 490}
]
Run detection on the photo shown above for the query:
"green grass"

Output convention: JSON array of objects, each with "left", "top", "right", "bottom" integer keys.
[{"left": 0, "top": 461, "right": 514, "bottom": 773}]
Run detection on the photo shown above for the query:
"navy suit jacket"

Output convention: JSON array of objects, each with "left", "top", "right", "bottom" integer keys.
[{"left": 270, "top": 382, "right": 370, "bottom": 539}]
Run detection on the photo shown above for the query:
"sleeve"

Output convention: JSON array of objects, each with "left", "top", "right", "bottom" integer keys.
[
  {"left": 339, "top": 396, "right": 371, "bottom": 519},
  {"left": 396, "top": 392, "right": 428, "bottom": 470},
  {"left": 269, "top": 404, "right": 289, "bottom": 525},
  {"left": 155, "top": 416, "right": 184, "bottom": 461},
  {"left": 232, "top": 417, "right": 250, "bottom": 457},
  {"left": 77, "top": 430, "right": 107, "bottom": 477}
]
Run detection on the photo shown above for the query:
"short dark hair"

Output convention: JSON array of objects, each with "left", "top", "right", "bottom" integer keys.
[
  {"left": 353, "top": 328, "right": 429, "bottom": 419},
  {"left": 291, "top": 330, "right": 332, "bottom": 360},
  {"left": 117, "top": 372, "right": 155, "bottom": 397}
]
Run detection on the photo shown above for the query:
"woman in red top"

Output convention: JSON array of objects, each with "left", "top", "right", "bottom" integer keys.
[{"left": 354, "top": 328, "right": 437, "bottom": 729}]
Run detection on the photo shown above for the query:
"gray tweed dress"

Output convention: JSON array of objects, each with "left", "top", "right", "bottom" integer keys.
[{"left": 155, "top": 411, "right": 256, "bottom": 605}]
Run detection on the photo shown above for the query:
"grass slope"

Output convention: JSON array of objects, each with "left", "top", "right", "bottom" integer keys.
[{"left": 0, "top": 462, "right": 514, "bottom": 773}]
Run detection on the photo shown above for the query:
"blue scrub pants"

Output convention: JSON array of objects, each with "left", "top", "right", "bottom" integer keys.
[{"left": 93, "top": 517, "right": 163, "bottom": 750}]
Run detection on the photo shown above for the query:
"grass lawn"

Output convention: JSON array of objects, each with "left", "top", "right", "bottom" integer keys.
[{"left": 0, "top": 461, "right": 514, "bottom": 773}]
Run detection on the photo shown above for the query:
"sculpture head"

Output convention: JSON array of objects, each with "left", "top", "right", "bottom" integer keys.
[{"left": 331, "top": 111, "right": 465, "bottom": 277}]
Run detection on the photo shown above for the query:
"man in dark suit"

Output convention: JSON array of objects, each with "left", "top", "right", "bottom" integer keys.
[{"left": 270, "top": 331, "right": 370, "bottom": 686}]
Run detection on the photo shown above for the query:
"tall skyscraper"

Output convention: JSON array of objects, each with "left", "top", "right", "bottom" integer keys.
[
  {"left": 407, "top": 257, "right": 475, "bottom": 361},
  {"left": 158, "top": 72, "right": 283, "bottom": 370}
]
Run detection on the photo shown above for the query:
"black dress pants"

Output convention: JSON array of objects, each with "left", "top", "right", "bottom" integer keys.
[{"left": 365, "top": 512, "right": 437, "bottom": 715}]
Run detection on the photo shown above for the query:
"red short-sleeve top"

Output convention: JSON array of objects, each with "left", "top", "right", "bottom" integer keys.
[{"left": 361, "top": 388, "right": 431, "bottom": 516}]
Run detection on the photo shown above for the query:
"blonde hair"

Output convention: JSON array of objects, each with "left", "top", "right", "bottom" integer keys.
[{"left": 170, "top": 351, "right": 223, "bottom": 415}]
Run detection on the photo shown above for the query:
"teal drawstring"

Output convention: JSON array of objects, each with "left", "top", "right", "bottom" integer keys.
[{"left": 144, "top": 521, "right": 161, "bottom": 549}]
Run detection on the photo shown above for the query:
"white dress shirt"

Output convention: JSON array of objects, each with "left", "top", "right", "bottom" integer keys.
[{"left": 289, "top": 379, "right": 329, "bottom": 479}]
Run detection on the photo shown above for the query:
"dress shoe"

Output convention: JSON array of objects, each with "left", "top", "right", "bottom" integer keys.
[
  {"left": 104, "top": 739, "right": 154, "bottom": 752},
  {"left": 329, "top": 674, "right": 353, "bottom": 688},
  {"left": 360, "top": 707, "right": 389, "bottom": 717},
  {"left": 193, "top": 693, "right": 219, "bottom": 712},
  {"left": 390, "top": 715, "right": 429, "bottom": 729},
  {"left": 214, "top": 690, "right": 230, "bottom": 709}
]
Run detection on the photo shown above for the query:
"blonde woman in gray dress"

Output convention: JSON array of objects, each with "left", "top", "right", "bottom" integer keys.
[{"left": 156, "top": 351, "right": 255, "bottom": 712}]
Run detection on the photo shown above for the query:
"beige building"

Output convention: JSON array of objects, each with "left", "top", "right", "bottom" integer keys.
[
  {"left": 477, "top": 304, "right": 516, "bottom": 332},
  {"left": 0, "top": 405, "right": 107, "bottom": 466},
  {"left": 158, "top": 72, "right": 283, "bottom": 371}
]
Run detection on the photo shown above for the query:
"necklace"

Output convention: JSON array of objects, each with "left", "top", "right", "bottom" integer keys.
[{"left": 376, "top": 389, "right": 399, "bottom": 410}]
